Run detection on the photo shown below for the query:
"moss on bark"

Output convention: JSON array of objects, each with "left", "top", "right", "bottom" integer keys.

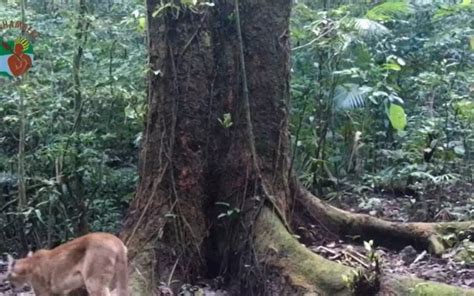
[
  {"left": 127, "top": 243, "right": 156, "bottom": 295},
  {"left": 255, "top": 207, "right": 474, "bottom": 296},
  {"left": 379, "top": 276, "right": 474, "bottom": 296},
  {"left": 255, "top": 208, "right": 353, "bottom": 295}
]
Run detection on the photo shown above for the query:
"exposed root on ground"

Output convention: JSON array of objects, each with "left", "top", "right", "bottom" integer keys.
[
  {"left": 255, "top": 207, "right": 474, "bottom": 295},
  {"left": 296, "top": 187, "right": 473, "bottom": 255}
]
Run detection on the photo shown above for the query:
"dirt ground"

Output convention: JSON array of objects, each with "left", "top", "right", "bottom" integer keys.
[
  {"left": 305, "top": 181, "right": 474, "bottom": 289},
  {"left": 0, "top": 182, "right": 472, "bottom": 294}
]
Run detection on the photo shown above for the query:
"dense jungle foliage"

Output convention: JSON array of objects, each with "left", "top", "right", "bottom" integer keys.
[
  {"left": 0, "top": 0, "right": 472, "bottom": 253},
  {"left": 290, "top": 0, "right": 473, "bottom": 222}
]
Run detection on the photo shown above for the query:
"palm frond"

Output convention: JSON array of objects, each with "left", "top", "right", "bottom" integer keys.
[
  {"left": 353, "top": 18, "right": 391, "bottom": 37},
  {"left": 333, "top": 84, "right": 372, "bottom": 110},
  {"left": 366, "top": 1, "right": 412, "bottom": 21}
]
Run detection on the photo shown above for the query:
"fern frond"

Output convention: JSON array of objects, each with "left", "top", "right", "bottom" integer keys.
[
  {"left": 366, "top": 1, "right": 412, "bottom": 21},
  {"left": 434, "top": 1, "right": 473, "bottom": 19}
]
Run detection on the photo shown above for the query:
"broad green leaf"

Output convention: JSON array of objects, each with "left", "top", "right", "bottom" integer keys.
[
  {"left": 138, "top": 17, "right": 146, "bottom": 32},
  {"left": 124, "top": 105, "right": 137, "bottom": 119},
  {"left": 388, "top": 104, "right": 407, "bottom": 131},
  {"left": 454, "top": 100, "right": 474, "bottom": 121},
  {"left": 383, "top": 62, "right": 401, "bottom": 71}
]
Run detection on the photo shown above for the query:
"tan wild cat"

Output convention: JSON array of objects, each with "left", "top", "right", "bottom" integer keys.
[{"left": 6, "top": 232, "right": 128, "bottom": 296}]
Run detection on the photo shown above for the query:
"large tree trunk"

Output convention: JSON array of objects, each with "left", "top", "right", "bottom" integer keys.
[
  {"left": 121, "top": 0, "right": 292, "bottom": 292},
  {"left": 120, "top": 0, "right": 474, "bottom": 295}
]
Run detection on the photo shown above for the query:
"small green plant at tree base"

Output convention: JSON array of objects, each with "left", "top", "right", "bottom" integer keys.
[
  {"left": 364, "top": 240, "right": 381, "bottom": 268},
  {"left": 342, "top": 268, "right": 380, "bottom": 295},
  {"left": 342, "top": 240, "right": 381, "bottom": 295}
]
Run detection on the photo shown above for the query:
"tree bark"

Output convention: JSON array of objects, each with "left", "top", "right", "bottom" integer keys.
[{"left": 120, "top": 0, "right": 474, "bottom": 295}]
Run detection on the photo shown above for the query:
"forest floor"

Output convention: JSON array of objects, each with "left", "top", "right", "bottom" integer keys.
[
  {"left": 304, "top": 181, "right": 474, "bottom": 289},
  {"left": 0, "top": 284, "right": 32, "bottom": 296},
  {"left": 0, "top": 183, "right": 472, "bottom": 295}
]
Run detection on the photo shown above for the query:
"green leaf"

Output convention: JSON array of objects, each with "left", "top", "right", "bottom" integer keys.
[
  {"left": 364, "top": 240, "right": 373, "bottom": 252},
  {"left": 366, "top": 1, "right": 411, "bottom": 21},
  {"left": 454, "top": 100, "right": 474, "bottom": 121},
  {"left": 454, "top": 145, "right": 465, "bottom": 156},
  {"left": 353, "top": 18, "right": 390, "bottom": 36},
  {"left": 383, "top": 62, "right": 401, "bottom": 71},
  {"left": 388, "top": 104, "right": 407, "bottom": 131},
  {"left": 138, "top": 17, "right": 146, "bottom": 32},
  {"left": 397, "top": 58, "right": 406, "bottom": 66},
  {"left": 35, "top": 209, "right": 45, "bottom": 223},
  {"left": 333, "top": 84, "right": 372, "bottom": 110},
  {"left": 3, "top": 115, "right": 19, "bottom": 123},
  {"left": 218, "top": 113, "right": 233, "bottom": 128}
]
